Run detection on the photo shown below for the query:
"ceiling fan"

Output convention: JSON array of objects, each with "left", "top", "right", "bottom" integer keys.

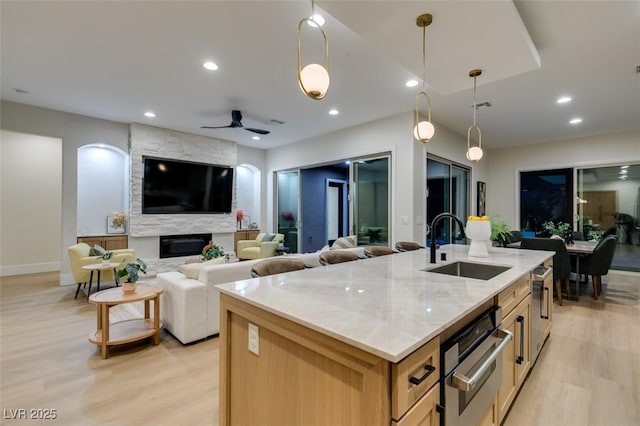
[{"left": 201, "top": 110, "right": 270, "bottom": 135}]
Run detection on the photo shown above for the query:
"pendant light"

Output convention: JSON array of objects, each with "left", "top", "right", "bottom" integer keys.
[
  {"left": 466, "top": 69, "right": 484, "bottom": 162},
  {"left": 414, "top": 14, "right": 435, "bottom": 143},
  {"left": 297, "top": 0, "right": 329, "bottom": 100}
]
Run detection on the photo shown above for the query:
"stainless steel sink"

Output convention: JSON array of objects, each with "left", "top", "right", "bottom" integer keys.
[{"left": 426, "top": 261, "right": 511, "bottom": 280}]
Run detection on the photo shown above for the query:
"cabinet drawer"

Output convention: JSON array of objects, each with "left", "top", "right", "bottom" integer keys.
[
  {"left": 392, "top": 382, "right": 439, "bottom": 426},
  {"left": 497, "top": 274, "right": 530, "bottom": 315},
  {"left": 391, "top": 336, "right": 439, "bottom": 421}
]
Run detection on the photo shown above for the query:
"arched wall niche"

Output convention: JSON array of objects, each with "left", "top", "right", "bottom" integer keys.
[
  {"left": 77, "top": 143, "right": 129, "bottom": 236},
  {"left": 236, "top": 163, "right": 261, "bottom": 229}
]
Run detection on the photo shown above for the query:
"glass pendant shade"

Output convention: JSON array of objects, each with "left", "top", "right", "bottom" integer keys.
[
  {"left": 299, "top": 63, "right": 330, "bottom": 100},
  {"left": 466, "top": 146, "right": 484, "bottom": 162},
  {"left": 414, "top": 120, "right": 435, "bottom": 142},
  {"left": 297, "top": 1, "right": 329, "bottom": 100},
  {"left": 413, "top": 14, "right": 435, "bottom": 144}
]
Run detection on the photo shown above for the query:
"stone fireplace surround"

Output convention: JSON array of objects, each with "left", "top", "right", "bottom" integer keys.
[{"left": 129, "top": 123, "right": 237, "bottom": 271}]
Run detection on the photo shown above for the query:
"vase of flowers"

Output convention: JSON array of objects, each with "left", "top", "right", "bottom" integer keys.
[
  {"left": 281, "top": 211, "right": 295, "bottom": 228},
  {"left": 236, "top": 209, "right": 244, "bottom": 230},
  {"left": 117, "top": 258, "right": 147, "bottom": 293}
]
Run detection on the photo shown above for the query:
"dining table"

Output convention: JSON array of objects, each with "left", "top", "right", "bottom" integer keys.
[{"left": 507, "top": 239, "right": 598, "bottom": 300}]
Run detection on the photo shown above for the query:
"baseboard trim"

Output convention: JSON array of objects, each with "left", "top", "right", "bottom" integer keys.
[{"left": 0, "top": 262, "right": 60, "bottom": 277}]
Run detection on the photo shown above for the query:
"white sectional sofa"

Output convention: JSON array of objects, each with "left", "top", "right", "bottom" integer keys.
[{"left": 156, "top": 251, "right": 341, "bottom": 344}]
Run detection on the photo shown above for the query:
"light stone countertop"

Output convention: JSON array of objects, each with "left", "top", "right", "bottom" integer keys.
[{"left": 216, "top": 244, "right": 553, "bottom": 363}]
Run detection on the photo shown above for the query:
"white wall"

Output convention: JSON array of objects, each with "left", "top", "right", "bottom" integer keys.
[
  {"left": 77, "top": 144, "right": 128, "bottom": 235},
  {"left": 236, "top": 164, "right": 260, "bottom": 229},
  {"left": 0, "top": 130, "right": 62, "bottom": 275},
  {"left": 266, "top": 112, "right": 485, "bottom": 245},
  {"left": 1, "top": 101, "right": 266, "bottom": 284},
  {"left": 487, "top": 129, "right": 640, "bottom": 229}
]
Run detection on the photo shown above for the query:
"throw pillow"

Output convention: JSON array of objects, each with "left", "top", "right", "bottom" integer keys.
[
  {"left": 331, "top": 235, "right": 356, "bottom": 250},
  {"left": 178, "top": 263, "right": 202, "bottom": 279},
  {"left": 178, "top": 257, "right": 227, "bottom": 279},
  {"left": 90, "top": 244, "right": 106, "bottom": 256},
  {"left": 261, "top": 233, "right": 276, "bottom": 242}
]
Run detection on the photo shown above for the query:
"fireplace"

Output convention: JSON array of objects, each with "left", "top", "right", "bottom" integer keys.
[{"left": 159, "top": 233, "right": 211, "bottom": 259}]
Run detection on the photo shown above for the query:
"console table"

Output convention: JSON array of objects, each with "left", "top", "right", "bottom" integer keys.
[{"left": 88, "top": 284, "right": 163, "bottom": 359}]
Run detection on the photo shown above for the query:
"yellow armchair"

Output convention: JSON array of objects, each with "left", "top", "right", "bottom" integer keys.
[
  {"left": 237, "top": 233, "right": 285, "bottom": 260},
  {"left": 68, "top": 243, "right": 136, "bottom": 294}
]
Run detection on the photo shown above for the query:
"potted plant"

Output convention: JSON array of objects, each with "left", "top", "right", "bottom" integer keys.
[
  {"left": 117, "top": 258, "right": 147, "bottom": 293},
  {"left": 201, "top": 241, "right": 227, "bottom": 261},
  {"left": 101, "top": 250, "right": 114, "bottom": 265},
  {"left": 542, "top": 220, "right": 571, "bottom": 241},
  {"left": 490, "top": 217, "right": 513, "bottom": 247}
]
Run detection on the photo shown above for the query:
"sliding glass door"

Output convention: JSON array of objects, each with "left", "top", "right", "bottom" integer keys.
[
  {"left": 276, "top": 170, "right": 300, "bottom": 253},
  {"left": 426, "top": 157, "right": 469, "bottom": 246},
  {"left": 353, "top": 157, "right": 390, "bottom": 246}
]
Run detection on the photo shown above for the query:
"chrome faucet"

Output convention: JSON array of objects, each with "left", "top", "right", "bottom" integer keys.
[{"left": 429, "top": 213, "right": 467, "bottom": 264}]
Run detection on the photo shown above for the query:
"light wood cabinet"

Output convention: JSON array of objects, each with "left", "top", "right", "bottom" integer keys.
[
  {"left": 478, "top": 394, "right": 499, "bottom": 426},
  {"left": 391, "top": 384, "right": 439, "bottom": 426},
  {"left": 77, "top": 235, "right": 128, "bottom": 250},
  {"left": 233, "top": 229, "right": 260, "bottom": 253},
  {"left": 497, "top": 292, "right": 531, "bottom": 423}
]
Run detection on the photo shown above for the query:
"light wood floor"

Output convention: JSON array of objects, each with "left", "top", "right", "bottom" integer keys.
[{"left": 1, "top": 271, "right": 638, "bottom": 425}]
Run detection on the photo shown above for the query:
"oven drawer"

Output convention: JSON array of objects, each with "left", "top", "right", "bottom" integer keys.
[
  {"left": 392, "top": 381, "right": 439, "bottom": 426},
  {"left": 497, "top": 274, "right": 530, "bottom": 315},
  {"left": 391, "top": 336, "right": 440, "bottom": 420}
]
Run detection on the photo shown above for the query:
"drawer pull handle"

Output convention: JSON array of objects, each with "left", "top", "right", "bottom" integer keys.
[{"left": 409, "top": 364, "right": 436, "bottom": 386}]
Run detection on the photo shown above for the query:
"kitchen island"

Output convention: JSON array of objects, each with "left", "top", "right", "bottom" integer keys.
[{"left": 216, "top": 244, "right": 553, "bottom": 426}]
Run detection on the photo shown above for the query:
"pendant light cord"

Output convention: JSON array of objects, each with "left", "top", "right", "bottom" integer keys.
[
  {"left": 472, "top": 75, "right": 478, "bottom": 126},
  {"left": 421, "top": 26, "right": 427, "bottom": 91}
]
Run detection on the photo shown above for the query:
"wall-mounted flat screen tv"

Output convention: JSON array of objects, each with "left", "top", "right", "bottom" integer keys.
[{"left": 142, "top": 157, "right": 234, "bottom": 214}]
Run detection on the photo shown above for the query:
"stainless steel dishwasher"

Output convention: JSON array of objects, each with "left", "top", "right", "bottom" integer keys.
[{"left": 531, "top": 265, "right": 553, "bottom": 364}]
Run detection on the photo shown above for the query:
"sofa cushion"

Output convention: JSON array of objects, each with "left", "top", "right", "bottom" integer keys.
[
  {"left": 179, "top": 257, "right": 226, "bottom": 279},
  {"left": 331, "top": 235, "right": 356, "bottom": 250},
  {"left": 261, "top": 233, "right": 276, "bottom": 242}
]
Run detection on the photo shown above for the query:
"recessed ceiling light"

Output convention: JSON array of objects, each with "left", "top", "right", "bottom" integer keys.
[
  {"left": 203, "top": 61, "right": 218, "bottom": 71},
  {"left": 252, "top": 136, "right": 260, "bottom": 140},
  {"left": 328, "top": 109, "right": 339, "bottom": 115},
  {"left": 144, "top": 111, "right": 156, "bottom": 118},
  {"left": 556, "top": 96, "right": 572, "bottom": 104},
  {"left": 569, "top": 118, "right": 582, "bottom": 124},
  {"left": 405, "top": 79, "right": 419, "bottom": 88},
  {"left": 307, "top": 14, "right": 325, "bottom": 27}
]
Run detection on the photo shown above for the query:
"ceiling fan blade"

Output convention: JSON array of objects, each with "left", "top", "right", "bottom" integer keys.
[
  {"left": 244, "top": 127, "right": 270, "bottom": 135},
  {"left": 201, "top": 125, "right": 233, "bottom": 129}
]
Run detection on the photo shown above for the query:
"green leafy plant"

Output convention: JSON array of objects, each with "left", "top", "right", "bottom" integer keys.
[
  {"left": 117, "top": 258, "right": 147, "bottom": 283},
  {"left": 101, "top": 250, "right": 113, "bottom": 260},
  {"left": 201, "top": 242, "right": 226, "bottom": 261},
  {"left": 489, "top": 217, "right": 513, "bottom": 247},
  {"left": 543, "top": 220, "right": 571, "bottom": 238}
]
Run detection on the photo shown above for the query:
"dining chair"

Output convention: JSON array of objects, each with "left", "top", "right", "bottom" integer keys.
[
  {"left": 319, "top": 250, "right": 361, "bottom": 266},
  {"left": 364, "top": 246, "right": 395, "bottom": 257},
  {"left": 250, "top": 257, "right": 306, "bottom": 277},
  {"left": 580, "top": 235, "right": 617, "bottom": 299},
  {"left": 520, "top": 237, "right": 571, "bottom": 306},
  {"left": 395, "top": 241, "right": 424, "bottom": 252}
]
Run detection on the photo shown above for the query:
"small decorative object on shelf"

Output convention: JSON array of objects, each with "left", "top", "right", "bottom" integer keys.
[
  {"left": 466, "top": 216, "right": 491, "bottom": 258},
  {"left": 117, "top": 258, "right": 147, "bottom": 293},
  {"left": 236, "top": 209, "right": 244, "bottom": 230},
  {"left": 101, "top": 250, "right": 113, "bottom": 265},
  {"left": 201, "top": 241, "right": 227, "bottom": 261},
  {"left": 281, "top": 211, "right": 295, "bottom": 227},
  {"left": 107, "top": 211, "right": 126, "bottom": 234}
]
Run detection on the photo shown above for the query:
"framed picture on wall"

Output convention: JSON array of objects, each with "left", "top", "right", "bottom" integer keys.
[
  {"left": 107, "top": 214, "right": 126, "bottom": 234},
  {"left": 477, "top": 181, "right": 487, "bottom": 217}
]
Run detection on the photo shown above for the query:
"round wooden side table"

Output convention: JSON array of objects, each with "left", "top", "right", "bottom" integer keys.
[
  {"left": 79, "top": 262, "right": 120, "bottom": 299},
  {"left": 88, "top": 284, "right": 164, "bottom": 359}
]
